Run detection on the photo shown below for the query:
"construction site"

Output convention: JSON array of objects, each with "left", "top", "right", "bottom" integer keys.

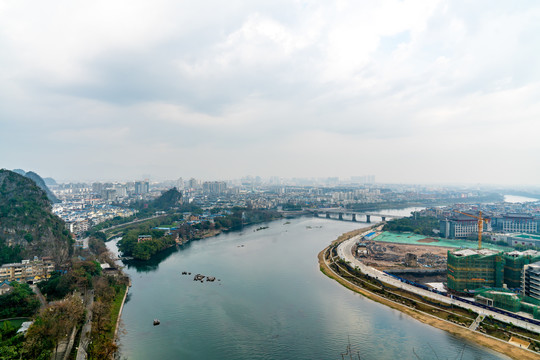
[{"left": 353, "top": 234, "right": 451, "bottom": 284}]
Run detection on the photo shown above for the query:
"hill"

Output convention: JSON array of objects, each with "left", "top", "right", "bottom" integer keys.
[
  {"left": 43, "top": 177, "right": 57, "bottom": 186},
  {"left": 0, "top": 169, "right": 72, "bottom": 265},
  {"left": 23, "top": 171, "right": 60, "bottom": 203},
  {"left": 153, "top": 187, "right": 182, "bottom": 210},
  {"left": 9, "top": 169, "right": 60, "bottom": 203}
]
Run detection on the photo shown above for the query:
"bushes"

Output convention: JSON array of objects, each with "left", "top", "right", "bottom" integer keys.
[
  {"left": 383, "top": 215, "right": 439, "bottom": 236},
  {"left": 0, "top": 283, "right": 40, "bottom": 318},
  {"left": 38, "top": 261, "right": 102, "bottom": 300}
]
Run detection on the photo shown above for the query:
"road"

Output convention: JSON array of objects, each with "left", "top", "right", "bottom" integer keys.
[
  {"left": 336, "top": 232, "right": 540, "bottom": 334},
  {"left": 76, "top": 289, "right": 94, "bottom": 360},
  {"left": 99, "top": 214, "right": 167, "bottom": 233}
]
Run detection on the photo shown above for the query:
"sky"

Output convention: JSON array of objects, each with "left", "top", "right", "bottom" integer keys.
[{"left": 1, "top": 1, "right": 539, "bottom": 185}]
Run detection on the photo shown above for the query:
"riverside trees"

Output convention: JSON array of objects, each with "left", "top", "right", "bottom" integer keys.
[{"left": 23, "top": 295, "right": 84, "bottom": 359}]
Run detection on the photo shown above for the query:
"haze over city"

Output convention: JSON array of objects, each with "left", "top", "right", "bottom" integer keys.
[{"left": 1, "top": 1, "right": 539, "bottom": 185}]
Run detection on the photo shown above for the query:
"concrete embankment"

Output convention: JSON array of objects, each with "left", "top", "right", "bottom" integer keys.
[
  {"left": 318, "top": 228, "right": 539, "bottom": 360},
  {"left": 114, "top": 283, "right": 130, "bottom": 339}
]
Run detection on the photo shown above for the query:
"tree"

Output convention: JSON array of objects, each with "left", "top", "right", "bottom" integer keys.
[
  {"left": 0, "top": 282, "right": 40, "bottom": 318},
  {"left": 23, "top": 294, "right": 84, "bottom": 358}
]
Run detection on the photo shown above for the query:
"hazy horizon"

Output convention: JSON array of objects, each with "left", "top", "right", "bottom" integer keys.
[{"left": 2, "top": 1, "right": 539, "bottom": 186}]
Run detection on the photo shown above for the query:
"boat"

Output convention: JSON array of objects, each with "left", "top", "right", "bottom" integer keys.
[{"left": 153, "top": 319, "right": 160, "bottom": 326}]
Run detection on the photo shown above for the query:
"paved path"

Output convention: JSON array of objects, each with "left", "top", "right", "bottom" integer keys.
[
  {"left": 30, "top": 284, "right": 47, "bottom": 308},
  {"left": 76, "top": 289, "right": 94, "bottom": 360},
  {"left": 470, "top": 314, "right": 485, "bottom": 331},
  {"left": 336, "top": 232, "right": 540, "bottom": 334}
]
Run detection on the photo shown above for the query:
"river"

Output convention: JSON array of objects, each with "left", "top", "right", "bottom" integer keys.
[
  {"left": 504, "top": 194, "right": 539, "bottom": 203},
  {"left": 108, "top": 211, "right": 508, "bottom": 360}
]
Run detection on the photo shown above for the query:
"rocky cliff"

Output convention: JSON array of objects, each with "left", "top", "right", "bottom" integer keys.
[{"left": 0, "top": 169, "right": 72, "bottom": 265}]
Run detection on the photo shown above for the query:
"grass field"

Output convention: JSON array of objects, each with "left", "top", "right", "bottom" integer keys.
[
  {"left": 0, "top": 318, "right": 30, "bottom": 330},
  {"left": 108, "top": 284, "right": 128, "bottom": 339},
  {"left": 374, "top": 231, "right": 513, "bottom": 251}
]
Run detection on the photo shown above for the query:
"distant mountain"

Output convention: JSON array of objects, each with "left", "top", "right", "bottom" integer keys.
[
  {"left": 12, "top": 169, "right": 26, "bottom": 176},
  {"left": 43, "top": 177, "right": 57, "bottom": 186},
  {"left": 11, "top": 169, "right": 60, "bottom": 203},
  {"left": 0, "top": 169, "right": 72, "bottom": 265}
]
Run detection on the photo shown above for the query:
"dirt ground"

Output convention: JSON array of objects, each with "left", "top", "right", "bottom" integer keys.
[{"left": 357, "top": 241, "right": 451, "bottom": 270}]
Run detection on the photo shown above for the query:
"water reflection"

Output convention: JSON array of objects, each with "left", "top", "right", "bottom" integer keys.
[{"left": 122, "top": 245, "right": 179, "bottom": 273}]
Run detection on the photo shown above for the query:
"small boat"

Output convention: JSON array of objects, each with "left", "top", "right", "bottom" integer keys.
[{"left": 153, "top": 319, "right": 160, "bottom": 326}]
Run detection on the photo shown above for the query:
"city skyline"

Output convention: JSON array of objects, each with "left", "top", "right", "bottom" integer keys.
[{"left": 1, "top": 1, "right": 540, "bottom": 185}]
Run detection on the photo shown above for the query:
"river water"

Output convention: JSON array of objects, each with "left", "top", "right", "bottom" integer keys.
[
  {"left": 109, "top": 212, "right": 508, "bottom": 360},
  {"left": 504, "top": 194, "right": 539, "bottom": 203}
]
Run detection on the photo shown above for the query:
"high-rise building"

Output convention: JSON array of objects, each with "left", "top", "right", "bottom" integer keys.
[
  {"left": 504, "top": 250, "right": 540, "bottom": 288},
  {"left": 134, "top": 181, "right": 149, "bottom": 195},
  {"left": 92, "top": 182, "right": 103, "bottom": 195},
  {"left": 176, "top": 177, "right": 184, "bottom": 190},
  {"left": 203, "top": 181, "right": 227, "bottom": 194},
  {"left": 447, "top": 249, "right": 505, "bottom": 293},
  {"left": 188, "top": 178, "right": 200, "bottom": 189},
  {"left": 523, "top": 261, "right": 540, "bottom": 301}
]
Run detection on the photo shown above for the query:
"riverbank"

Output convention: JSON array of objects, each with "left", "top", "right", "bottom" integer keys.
[
  {"left": 318, "top": 228, "right": 537, "bottom": 360},
  {"left": 113, "top": 283, "right": 129, "bottom": 339}
]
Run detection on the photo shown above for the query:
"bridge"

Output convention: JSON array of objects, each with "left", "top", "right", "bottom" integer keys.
[{"left": 306, "top": 208, "right": 404, "bottom": 223}]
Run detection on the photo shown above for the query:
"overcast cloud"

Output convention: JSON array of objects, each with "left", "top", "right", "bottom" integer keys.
[{"left": 1, "top": 0, "right": 539, "bottom": 185}]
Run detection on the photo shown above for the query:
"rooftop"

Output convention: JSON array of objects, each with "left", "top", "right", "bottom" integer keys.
[{"left": 452, "top": 248, "right": 500, "bottom": 257}]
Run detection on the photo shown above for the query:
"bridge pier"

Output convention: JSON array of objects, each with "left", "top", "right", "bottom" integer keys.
[
  {"left": 352, "top": 214, "right": 356, "bottom": 222},
  {"left": 313, "top": 212, "right": 319, "bottom": 217},
  {"left": 338, "top": 213, "right": 343, "bottom": 220},
  {"left": 366, "top": 215, "right": 371, "bottom": 223},
  {"left": 326, "top": 212, "right": 330, "bottom": 219}
]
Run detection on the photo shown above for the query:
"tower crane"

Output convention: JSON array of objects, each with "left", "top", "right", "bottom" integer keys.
[{"left": 453, "top": 210, "right": 490, "bottom": 250}]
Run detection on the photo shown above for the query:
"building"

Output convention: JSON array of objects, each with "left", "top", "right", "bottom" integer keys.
[
  {"left": 523, "top": 261, "right": 540, "bottom": 301},
  {"left": 137, "top": 235, "right": 152, "bottom": 243},
  {"left": 0, "top": 280, "right": 13, "bottom": 295},
  {"left": 507, "top": 233, "right": 540, "bottom": 247},
  {"left": 203, "top": 181, "right": 227, "bottom": 194},
  {"left": 66, "top": 219, "right": 90, "bottom": 236},
  {"left": 492, "top": 214, "right": 538, "bottom": 234},
  {"left": 447, "top": 248, "right": 505, "bottom": 293},
  {"left": 503, "top": 250, "right": 540, "bottom": 288},
  {"left": 134, "top": 181, "right": 149, "bottom": 195},
  {"left": 474, "top": 288, "right": 540, "bottom": 318},
  {"left": 0, "top": 257, "right": 55, "bottom": 283},
  {"left": 187, "top": 178, "right": 201, "bottom": 190},
  {"left": 103, "top": 189, "right": 117, "bottom": 201},
  {"left": 440, "top": 215, "right": 480, "bottom": 238},
  {"left": 92, "top": 182, "right": 104, "bottom": 195}
]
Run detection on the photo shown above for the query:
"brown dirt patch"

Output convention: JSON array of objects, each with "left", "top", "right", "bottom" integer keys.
[
  {"left": 418, "top": 238, "right": 439, "bottom": 243},
  {"left": 509, "top": 336, "right": 530, "bottom": 349}
]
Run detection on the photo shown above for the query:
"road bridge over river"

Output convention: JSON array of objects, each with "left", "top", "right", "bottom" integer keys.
[{"left": 307, "top": 208, "right": 404, "bottom": 223}]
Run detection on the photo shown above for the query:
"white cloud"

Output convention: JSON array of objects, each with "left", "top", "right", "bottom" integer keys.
[{"left": 1, "top": 0, "right": 540, "bottom": 185}]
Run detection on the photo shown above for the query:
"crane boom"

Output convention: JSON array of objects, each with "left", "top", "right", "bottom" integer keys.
[{"left": 453, "top": 210, "right": 489, "bottom": 250}]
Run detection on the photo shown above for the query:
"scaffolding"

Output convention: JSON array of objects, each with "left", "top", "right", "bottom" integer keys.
[
  {"left": 503, "top": 251, "right": 540, "bottom": 289},
  {"left": 474, "top": 288, "right": 521, "bottom": 312},
  {"left": 475, "top": 290, "right": 540, "bottom": 319},
  {"left": 447, "top": 249, "right": 505, "bottom": 293},
  {"left": 522, "top": 296, "right": 540, "bottom": 319}
]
